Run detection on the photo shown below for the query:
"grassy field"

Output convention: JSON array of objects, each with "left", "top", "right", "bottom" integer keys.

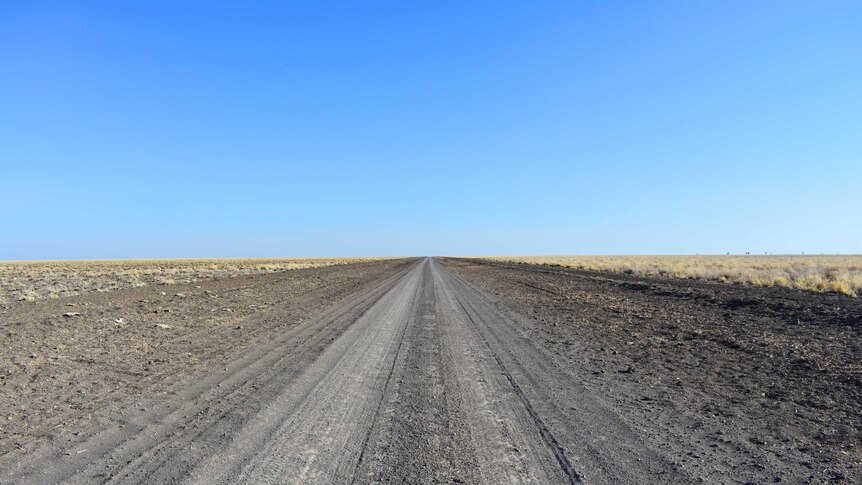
[
  {"left": 483, "top": 255, "right": 862, "bottom": 296},
  {"left": 0, "top": 257, "right": 385, "bottom": 303}
]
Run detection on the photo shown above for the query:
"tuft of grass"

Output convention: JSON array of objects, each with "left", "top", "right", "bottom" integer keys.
[{"left": 482, "top": 255, "right": 862, "bottom": 297}]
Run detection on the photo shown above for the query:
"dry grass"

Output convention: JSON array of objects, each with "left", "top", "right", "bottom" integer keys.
[
  {"left": 0, "top": 257, "right": 386, "bottom": 303},
  {"left": 483, "top": 255, "right": 862, "bottom": 297}
]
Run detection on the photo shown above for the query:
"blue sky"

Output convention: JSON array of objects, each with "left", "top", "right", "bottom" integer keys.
[{"left": 2, "top": 1, "right": 860, "bottom": 258}]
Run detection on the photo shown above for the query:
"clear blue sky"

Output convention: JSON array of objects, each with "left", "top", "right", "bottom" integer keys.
[{"left": 2, "top": 1, "right": 860, "bottom": 258}]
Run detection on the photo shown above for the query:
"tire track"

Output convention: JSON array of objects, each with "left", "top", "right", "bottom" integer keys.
[
  {"left": 434, "top": 259, "right": 687, "bottom": 484},
  {"left": 187, "top": 259, "right": 427, "bottom": 483},
  {"left": 1, "top": 260, "right": 421, "bottom": 484},
  {"left": 347, "top": 263, "right": 423, "bottom": 484},
  {"left": 114, "top": 261, "right": 417, "bottom": 483},
  {"left": 451, "top": 291, "right": 582, "bottom": 484}
]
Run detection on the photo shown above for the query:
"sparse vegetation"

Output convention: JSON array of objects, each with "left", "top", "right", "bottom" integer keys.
[
  {"left": 0, "top": 258, "right": 386, "bottom": 303},
  {"left": 483, "top": 255, "right": 862, "bottom": 296}
]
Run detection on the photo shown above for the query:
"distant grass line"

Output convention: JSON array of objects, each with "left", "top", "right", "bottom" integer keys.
[
  {"left": 0, "top": 257, "right": 389, "bottom": 303},
  {"left": 481, "top": 255, "right": 862, "bottom": 297}
]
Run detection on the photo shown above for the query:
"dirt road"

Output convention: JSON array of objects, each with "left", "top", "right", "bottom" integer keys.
[{"left": 2, "top": 258, "right": 859, "bottom": 483}]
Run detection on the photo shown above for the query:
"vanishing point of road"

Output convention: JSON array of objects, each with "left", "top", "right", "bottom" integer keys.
[{"left": 5, "top": 258, "right": 688, "bottom": 483}]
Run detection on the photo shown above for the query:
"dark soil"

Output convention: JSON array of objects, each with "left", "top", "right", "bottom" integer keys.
[{"left": 441, "top": 258, "right": 862, "bottom": 483}]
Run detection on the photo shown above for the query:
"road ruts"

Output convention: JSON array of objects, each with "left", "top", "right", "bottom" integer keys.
[
  {"left": 1, "top": 257, "right": 688, "bottom": 484},
  {"left": 0, "top": 259, "right": 422, "bottom": 484},
  {"left": 430, "top": 258, "right": 687, "bottom": 483}
]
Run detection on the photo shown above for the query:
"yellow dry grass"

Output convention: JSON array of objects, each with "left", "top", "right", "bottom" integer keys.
[
  {"left": 0, "top": 257, "right": 387, "bottom": 303},
  {"left": 483, "top": 255, "right": 862, "bottom": 297}
]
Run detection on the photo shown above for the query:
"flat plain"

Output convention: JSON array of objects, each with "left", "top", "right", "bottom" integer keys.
[
  {"left": 1, "top": 257, "right": 859, "bottom": 483},
  {"left": 485, "top": 255, "right": 862, "bottom": 296},
  {"left": 0, "top": 257, "right": 381, "bottom": 304}
]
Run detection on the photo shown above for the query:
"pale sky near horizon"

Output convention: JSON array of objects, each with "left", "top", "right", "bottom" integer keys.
[{"left": 2, "top": 1, "right": 860, "bottom": 259}]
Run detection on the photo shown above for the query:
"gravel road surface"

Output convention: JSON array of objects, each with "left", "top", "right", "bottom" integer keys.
[{"left": 2, "top": 257, "right": 858, "bottom": 483}]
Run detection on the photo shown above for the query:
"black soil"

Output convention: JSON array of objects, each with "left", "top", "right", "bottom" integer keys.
[{"left": 442, "top": 258, "right": 861, "bottom": 483}]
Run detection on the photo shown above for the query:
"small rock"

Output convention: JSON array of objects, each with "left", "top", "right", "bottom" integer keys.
[
  {"left": 63, "top": 312, "right": 81, "bottom": 318},
  {"left": 154, "top": 323, "right": 172, "bottom": 329},
  {"left": 235, "top": 325, "right": 243, "bottom": 330},
  {"left": 174, "top": 293, "right": 186, "bottom": 298},
  {"left": 618, "top": 366, "right": 635, "bottom": 374}
]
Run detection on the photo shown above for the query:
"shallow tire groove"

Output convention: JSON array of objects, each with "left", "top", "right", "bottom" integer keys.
[
  {"left": 348, "top": 261, "right": 426, "bottom": 484},
  {"left": 445, "top": 270, "right": 582, "bottom": 484}
]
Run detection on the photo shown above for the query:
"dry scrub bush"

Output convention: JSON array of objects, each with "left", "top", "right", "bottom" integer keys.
[{"left": 485, "top": 255, "right": 862, "bottom": 297}]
